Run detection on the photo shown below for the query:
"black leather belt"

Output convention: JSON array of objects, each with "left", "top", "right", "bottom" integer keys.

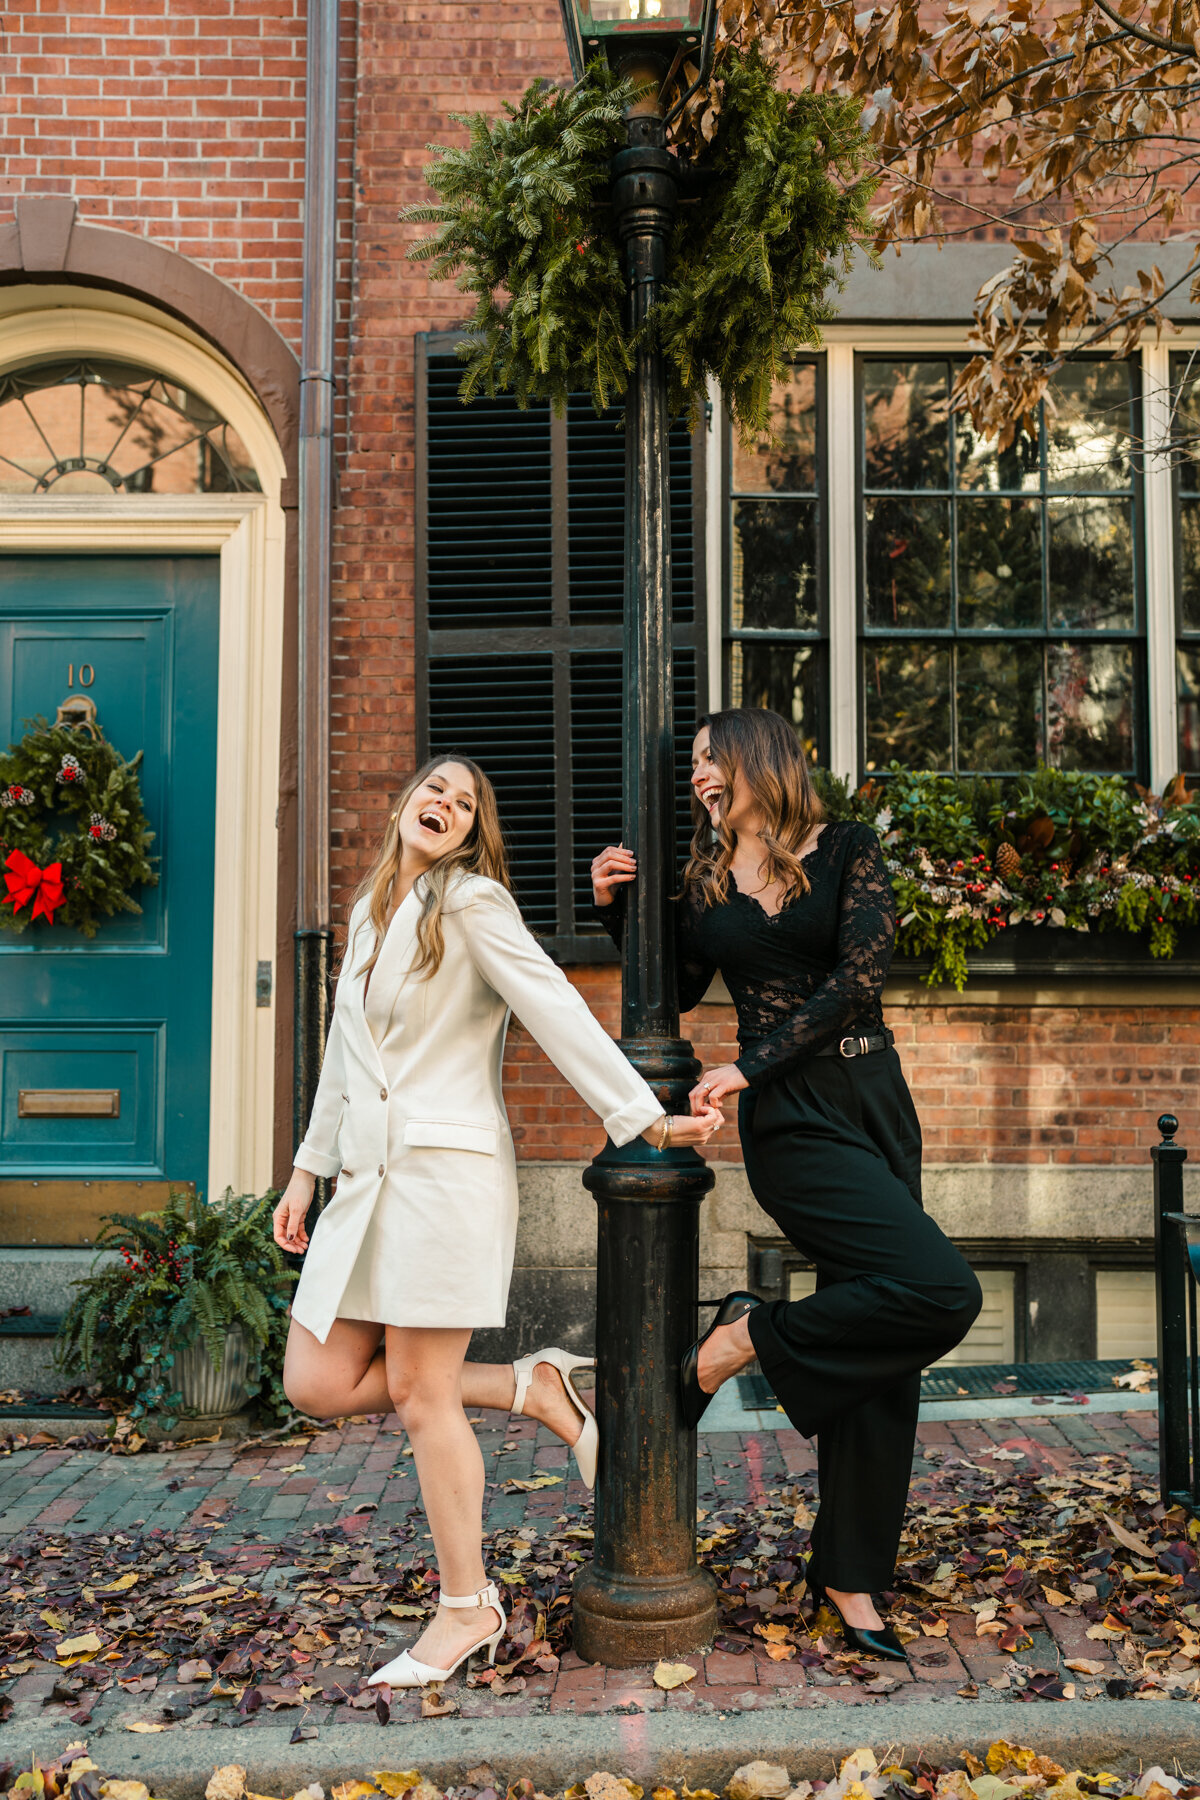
[{"left": 814, "top": 1027, "right": 895, "bottom": 1059}]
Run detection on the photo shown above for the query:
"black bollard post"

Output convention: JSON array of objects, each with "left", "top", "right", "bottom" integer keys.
[{"left": 1154, "top": 1112, "right": 1190, "bottom": 1507}]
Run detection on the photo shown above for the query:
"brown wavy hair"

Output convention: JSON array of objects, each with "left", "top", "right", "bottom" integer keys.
[
  {"left": 682, "top": 708, "right": 824, "bottom": 909},
  {"left": 351, "top": 755, "right": 513, "bottom": 980}
]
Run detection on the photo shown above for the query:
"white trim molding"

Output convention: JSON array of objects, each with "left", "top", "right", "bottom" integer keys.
[
  {"left": 1143, "top": 340, "right": 1178, "bottom": 791},
  {"left": 825, "top": 343, "right": 858, "bottom": 784},
  {"left": 0, "top": 303, "right": 287, "bottom": 1204}
]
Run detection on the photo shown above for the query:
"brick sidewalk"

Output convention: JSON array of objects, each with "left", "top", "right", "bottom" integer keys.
[{"left": 0, "top": 1403, "right": 1165, "bottom": 1740}]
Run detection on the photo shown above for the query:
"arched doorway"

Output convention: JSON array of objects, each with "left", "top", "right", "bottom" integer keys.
[{"left": 0, "top": 298, "right": 288, "bottom": 1241}]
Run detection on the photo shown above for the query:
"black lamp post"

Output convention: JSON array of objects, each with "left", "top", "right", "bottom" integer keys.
[{"left": 559, "top": 0, "right": 720, "bottom": 1667}]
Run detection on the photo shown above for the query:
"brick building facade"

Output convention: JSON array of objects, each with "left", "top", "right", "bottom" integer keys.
[{"left": 2, "top": 0, "right": 1197, "bottom": 1373}]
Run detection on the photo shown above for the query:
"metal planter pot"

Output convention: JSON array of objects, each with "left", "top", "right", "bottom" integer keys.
[{"left": 173, "top": 1325, "right": 251, "bottom": 1418}]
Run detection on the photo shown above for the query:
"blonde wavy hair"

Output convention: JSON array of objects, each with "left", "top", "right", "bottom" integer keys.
[
  {"left": 352, "top": 755, "right": 513, "bottom": 980},
  {"left": 683, "top": 708, "right": 824, "bottom": 910}
]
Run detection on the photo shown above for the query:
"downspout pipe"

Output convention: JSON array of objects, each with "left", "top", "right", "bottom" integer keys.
[{"left": 294, "top": 0, "right": 340, "bottom": 1160}]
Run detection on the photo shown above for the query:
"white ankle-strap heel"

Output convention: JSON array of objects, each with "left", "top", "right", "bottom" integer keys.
[
  {"left": 512, "top": 1345, "right": 599, "bottom": 1491},
  {"left": 367, "top": 1580, "right": 506, "bottom": 1689}
]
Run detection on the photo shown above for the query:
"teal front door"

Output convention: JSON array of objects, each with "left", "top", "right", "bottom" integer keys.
[{"left": 0, "top": 556, "right": 219, "bottom": 1229}]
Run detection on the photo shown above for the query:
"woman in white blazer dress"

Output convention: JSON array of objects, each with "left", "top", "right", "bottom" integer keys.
[{"left": 272, "top": 755, "right": 723, "bottom": 1691}]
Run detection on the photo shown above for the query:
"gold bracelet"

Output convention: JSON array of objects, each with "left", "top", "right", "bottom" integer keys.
[{"left": 658, "top": 1114, "right": 671, "bottom": 1152}]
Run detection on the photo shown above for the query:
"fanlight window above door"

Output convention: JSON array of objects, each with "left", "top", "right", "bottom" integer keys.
[{"left": 0, "top": 358, "right": 262, "bottom": 495}]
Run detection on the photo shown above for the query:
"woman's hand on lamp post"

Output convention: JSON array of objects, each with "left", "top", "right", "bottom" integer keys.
[
  {"left": 690, "top": 1064, "right": 748, "bottom": 1113},
  {"left": 591, "top": 844, "right": 637, "bottom": 907}
]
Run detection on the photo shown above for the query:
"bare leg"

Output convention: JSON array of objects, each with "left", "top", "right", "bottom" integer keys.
[
  {"left": 385, "top": 1326, "right": 503, "bottom": 1671},
  {"left": 695, "top": 1315, "right": 883, "bottom": 1631},
  {"left": 284, "top": 1321, "right": 588, "bottom": 1452}
]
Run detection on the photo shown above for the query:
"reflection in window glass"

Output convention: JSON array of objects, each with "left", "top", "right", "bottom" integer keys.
[
  {"left": 864, "top": 496, "right": 952, "bottom": 629},
  {"left": 860, "top": 356, "right": 1140, "bottom": 776},
  {"left": 731, "top": 499, "right": 818, "bottom": 632},
  {"left": 727, "top": 363, "right": 825, "bottom": 762},
  {"left": 1178, "top": 647, "right": 1200, "bottom": 774},
  {"left": 730, "top": 642, "right": 824, "bottom": 765},
  {"left": 862, "top": 641, "right": 952, "bottom": 770},
  {"left": 0, "top": 358, "right": 262, "bottom": 494}
]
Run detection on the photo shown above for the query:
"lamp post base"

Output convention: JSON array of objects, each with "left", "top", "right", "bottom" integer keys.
[
  {"left": 574, "top": 1034, "right": 718, "bottom": 1668},
  {"left": 573, "top": 1564, "right": 718, "bottom": 1668}
]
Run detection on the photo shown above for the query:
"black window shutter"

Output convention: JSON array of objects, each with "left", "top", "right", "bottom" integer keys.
[{"left": 417, "top": 337, "right": 707, "bottom": 959}]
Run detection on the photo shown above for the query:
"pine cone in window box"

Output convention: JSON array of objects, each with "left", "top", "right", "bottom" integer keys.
[{"left": 995, "top": 842, "right": 1022, "bottom": 880}]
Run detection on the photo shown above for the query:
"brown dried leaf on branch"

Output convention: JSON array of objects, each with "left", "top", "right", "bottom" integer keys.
[{"left": 718, "top": 0, "right": 1200, "bottom": 446}]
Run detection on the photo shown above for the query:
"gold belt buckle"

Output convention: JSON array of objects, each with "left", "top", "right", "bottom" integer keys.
[{"left": 839, "top": 1035, "right": 870, "bottom": 1058}]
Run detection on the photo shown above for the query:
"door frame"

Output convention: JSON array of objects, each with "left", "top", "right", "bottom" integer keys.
[{"left": 0, "top": 304, "right": 287, "bottom": 1203}]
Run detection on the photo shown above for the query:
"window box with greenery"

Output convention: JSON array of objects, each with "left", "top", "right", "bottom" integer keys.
[
  {"left": 815, "top": 766, "right": 1200, "bottom": 989},
  {"left": 55, "top": 1189, "right": 294, "bottom": 1430}
]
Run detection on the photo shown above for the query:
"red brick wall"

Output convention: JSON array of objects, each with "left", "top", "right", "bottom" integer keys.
[
  {"left": 504, "top": 966, "right": 1199, "bottom": 1168},
  {"left": 329, "top": 0, "right": 569, "bottom": 903},
  {"left": 1, "top": 0, "right": 311, "bottom": 344}
]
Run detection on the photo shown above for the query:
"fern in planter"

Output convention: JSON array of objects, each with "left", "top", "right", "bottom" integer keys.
[{"left": 56, "top": 1188, "right": 295, "bottom": 1429}]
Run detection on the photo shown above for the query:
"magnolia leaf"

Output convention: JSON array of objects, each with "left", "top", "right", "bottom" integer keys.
[
  {"left": 55, "top": 1632, "right": 103, "bottom": 1659},
  {"left": 725, "top": 1765, "right": 792, "bottom": 1800}
]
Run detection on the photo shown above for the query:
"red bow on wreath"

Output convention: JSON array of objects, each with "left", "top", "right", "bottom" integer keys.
[{"left": 3, "top": 849, "right": 65, "bottom": 924}]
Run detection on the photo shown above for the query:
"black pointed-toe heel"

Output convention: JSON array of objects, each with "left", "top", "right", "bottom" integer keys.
[
  {"left": 807, "top": 1578, "right": 907, "bottom": 1663},
  {"left": 679, "top": 1289, "right": 761, "bottom": 1430}
]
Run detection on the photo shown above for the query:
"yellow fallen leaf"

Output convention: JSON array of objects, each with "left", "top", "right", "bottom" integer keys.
[
  {"left": 1086, "top": 1622, "right": 1126, "bottom": 1641},
  {"left": 1065, "top": 1657, "right": 1107, "bottom": 1675},
  {"left": 760, "top": 1621, "right": 791, "bottom": 1642},
  {"left": 653, "top": 1660, "right": 697, "bottom": 1690},
  {"left": 279, "top": 1464, "right": 306, "bottom": 1475},
  {"left": 55, "top": 1632, "right": 103, "bottom": 1659},
  {"left": 764, "top": 1642, "right": 796, "bottom": 1661},
  {"left": 385, "top": 1604, "right": 426, "bottom": 1618},
  {"left": 124, "top": 1722, "right": 166, "bottom": 1734},
  {"left": 922, "top": 1619, "right": 948, "bottom": 1638},
  {"left": 246, "top": 1792, "right": 282, "bottom": 1800},
  {"left": 504, "top": 1475, "right": 563, "bottom": 1492},
  {"left": 99, "top": 1573, "right": 139, "bottom": 1594},
  {"left": 40, "top": 1610, "right": 70, "bottom": 1631},
  {"left": 332, "top": 1785, "right": 378, "bottom": 1800},
  {"left": 368, "top": 1777, "right": 421, "bottom": 1800},
  {"left": 101, "top": 1784, "right": 149, "bottom": 1800},
  {"left": 1041, "top": 1587, "right": 1071, "bottom": 1607}
]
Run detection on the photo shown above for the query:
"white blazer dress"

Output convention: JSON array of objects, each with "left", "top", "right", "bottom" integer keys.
[{"left": 289, "top": 872, "right": 665, "bottom": 1339}]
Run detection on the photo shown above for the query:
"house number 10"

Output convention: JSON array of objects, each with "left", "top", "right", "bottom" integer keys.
[{"left": 67, "top": 664, "right": 95, "bottom": 688}]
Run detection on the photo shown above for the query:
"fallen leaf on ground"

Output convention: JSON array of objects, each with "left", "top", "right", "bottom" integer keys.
[
  {"left": 725, "top": 1763, "right": 791, "bottom": 1800},
  {"left": 206, "top": 1768, "right": 247, "bottom": 1800},
  {"left": 653, "top": 1660, "right": 697, "bottom": 1690}
]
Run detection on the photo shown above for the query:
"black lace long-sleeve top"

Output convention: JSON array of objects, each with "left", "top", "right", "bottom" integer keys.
[{"left": 594, "top": 821, "right": 895, "bottom": 1089}]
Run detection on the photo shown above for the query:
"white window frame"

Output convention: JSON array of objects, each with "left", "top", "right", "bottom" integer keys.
[{"left": 706, "top": 328, "right": 1182, "bottom": 789}]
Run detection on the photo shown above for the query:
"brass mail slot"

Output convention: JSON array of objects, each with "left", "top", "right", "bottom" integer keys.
[{"left": 18, "top": 1089, "right": 121, "bottom": 1119}]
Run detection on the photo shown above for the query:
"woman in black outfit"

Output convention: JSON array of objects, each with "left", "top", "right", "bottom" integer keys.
[{"left": 592, "top": 707, "right": 981, "bottom": 1659}]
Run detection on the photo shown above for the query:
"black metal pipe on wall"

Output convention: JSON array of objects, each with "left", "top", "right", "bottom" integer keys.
[{"left": 294, "top": 0, "right": 340, "bottom": 1149}]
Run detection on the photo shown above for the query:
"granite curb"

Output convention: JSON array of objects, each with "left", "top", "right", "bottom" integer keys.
[{"left": 6, "top": 1699, "right": 1200, "bottom": 1793}]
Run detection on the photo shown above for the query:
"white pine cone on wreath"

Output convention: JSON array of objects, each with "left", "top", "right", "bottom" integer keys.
[
  {"left": 1, "top": 784, "right": 34, "bottom": 809},
  {"left": 55, "top": 754, "right": 85, "bottom": 787},
  {"left": 88, "top": 813, "right": 117, "bottom": 843}
]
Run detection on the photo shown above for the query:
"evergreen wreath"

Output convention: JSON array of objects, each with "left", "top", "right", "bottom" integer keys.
[
  {"left": 405, "top": 47, "right": 875, "bottom": 438},
  {"left": 0, "top": 718, "right": 158, "bottom": 936}
]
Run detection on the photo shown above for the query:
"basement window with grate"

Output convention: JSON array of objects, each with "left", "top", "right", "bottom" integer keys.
[{"left": 416, "top": 337, "right": 709, "bottom": 961}]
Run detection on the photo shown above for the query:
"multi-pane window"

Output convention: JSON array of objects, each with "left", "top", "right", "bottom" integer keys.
[
  {"left": 416, "top": 339, "right": 705, "bottom": 958},
  {"left": 726, "top": 363, "right": 825, "bottom": 763},
  {"left": 1172, "top": 352, "right": 1200, "bottom": 772},
  {"left": 859, "top": 358, "right": 1143, "bottom": 777}
]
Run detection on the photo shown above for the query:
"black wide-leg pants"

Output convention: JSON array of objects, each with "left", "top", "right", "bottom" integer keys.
[{"left": 741, "top": 1048, "right": 982, "bottom": 1594}]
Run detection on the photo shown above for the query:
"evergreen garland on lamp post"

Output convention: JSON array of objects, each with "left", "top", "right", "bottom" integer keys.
[{"left": 403, "top": 46, "right": 876, "bottom": 437}]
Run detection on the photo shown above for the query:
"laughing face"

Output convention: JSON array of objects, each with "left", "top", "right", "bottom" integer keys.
[
  {"left": 691, "top": 725, "right": 757, "bottom": 836},
  {"left": 397, "top": 761, "right": 478, "bottom": 868}
]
